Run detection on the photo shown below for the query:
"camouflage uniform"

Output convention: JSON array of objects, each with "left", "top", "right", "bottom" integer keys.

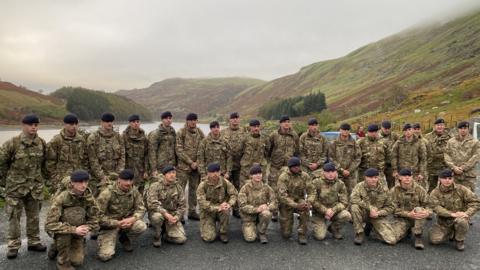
[
  {"left": 46, "top": 129, "right": 89, "bottom": 194},
  {"left": 277, "top": 169, "right": 315, "bottom": 238},
  {"left": 311, "top": 175, "right": 351, "bottom": 240},
  {"left": 0, "top": 133, "right": 47, "bottom": 250},
  {"left": 357, "top": 136, "right": 387, "bottom": 185},
  {"left": 123, "top": 126, "right": 149, "bottom": 193},
  {"left": 196, "top": 177, "right": 237, "bottom": 242},
  {"left": 429, "top": 183, "right": 480, "bottom": 244},
  {"left": 424, "top": 131, "right": 451, "bottom": 192},
  {"left": 444, "top": 134, "right": 480, "bottom": 192},
  {"left": 148, "top": 123, "right": 176, "bottom": 174},
  {"left": 380, "top": 131, "right": 399, "bottom": 188},
  {"left": 239, "top": 131, "right": 271, "bottom": 187},
  {"left": 268, "top": 129, "right": 299, "bottom": 191},
  {"left": 146, "top": 178, "right": 187, "bottom": 244},
  {"left": 45, "top": 185, "right": 100, "bottom": 268},
  {"left": 96, "top": 183, "right": 146, "bottom": 261},
  {"left": 299, "top": 130, "right": 328, "bottom": 176},
  {"left": 329, "top": 135, "right": 362, "bottom": 195},
  {"left": 221, "top": 125, "right": 246, "bottom": 194},
  {"left": 350, "top": 181, "right": 397, "bottom": 244},
  {"left": 238, "top": 181, "right": 278, "bottom": 242},
  {"left": 176, "top": 125, "right": 205, "bottom": 216},
  {"left": 391, "top": 135, "right": 427, "bottom": 189},
  {"left": 197, "top": 133, "right": 232, "bottom": 178}
]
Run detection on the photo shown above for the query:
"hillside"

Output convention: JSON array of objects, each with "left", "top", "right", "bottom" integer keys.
[{"left": 116, "top": 77, "right": 264, "bottom": 119}]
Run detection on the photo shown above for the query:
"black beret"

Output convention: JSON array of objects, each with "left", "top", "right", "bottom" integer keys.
[
  {"left": 230, "top": 112, "right": 240, "bottom": 119},
  {"left": 186, "top": 113, "right": 198, "bottom": 121},
  {"left": 22, "top": 114, "right": 40, "bottom": 124},
  {"left": 381, "top": 121, "right": 392, "bottom": 129},
  {"left": 308, "top": 118, "right": 318, "bottom": 126},
  {"left": 162, "top": 165, "right": 176, "bottom": 175},
  {"left": 287, "top": 157, "right": 301, "bottom": 168},
  {"left": 403, "top": 123, "right": 412, "bottom": 131},
  {"left": 364, "top": 168, "right": 379, "bottom": 177},
  {"left": 70, "top": 169, "right": 90, "bottom": 182},
  {"left": 209, "top": 121, "right": 220, "bottom": 129},
  {"left": 367, "top": 124, "right": 379, "bottom": 132},
  {"left": 323, "top": 163, "right": 336, "bottom": 172},
  {"left": 63, "top": 114, "right": 78, "bottom": 124},
  {"left": 413, "top": 123, "right": 421, "bottom": 129},
  {"left": 399, "top": 168, "right": 412, "bottom": 176},
  {"left": 119, "top": 169, "right": 135, "bottom": 180},
  {"left": 457, "top": 121, "right": 469, "bottom": 129},
  {"left": 207, "top": 162, "right": 221, "bottom": 173},
  {"left": 434, "top": 118, "right": 445, "bottom": 125},
  {"left": 128, "top": 114, "right": 140, "bottom": 122},
  {"left": 249, "top": 164, "right": 262, "bottom": 175},
  {"left": 249, "top": 119, "right": 261, "bottom": 126},
  {"left": 279, "top": 115, "right": 290, "bottom": 123},
  {"left": 339, "top": 123, "right": 351, "bottom": 131},
  {"left": 161, "top": 111, "right": 173, "bottom": 119},
  {"left": 439, "top": 169, "right": 453, "bottom": 178},
  {"left": 101, "top": 112, "right": 115, "bottom": 122}
]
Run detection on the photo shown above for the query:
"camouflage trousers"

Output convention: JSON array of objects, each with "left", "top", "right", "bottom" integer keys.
[
  {"left": 240, "top": 210, "right": 272, "bottom": 242},
  {"left": 428, "top": 173, "right": 440, "bottom": 193},
  {"left": 267, "top": 166, "right": 283, "bottom": 191},
  {"left": 384, "top": 164, "right": 395, "bottom": 189},
  {"left": 5, "top": 193, "right": 42, "bottom": 249},
  {"left": 55, "top": 234, "right": 86, "bottom": 267},
  {"left": 351, "top": 204, "right": 397, "bottom": 244},
  {"left": 390, "top": 217, "right": 427, "bottom": 244},
  {"left": 430, "top": 217, "right": 470, "bottom": 244},
  {"left": 240, "top": 164, "right": 268, "bottom": 188},
  {"left": 311, "top": 210, "right": 351, "bottom": 240},
  {"left": 97, "top": 220, "right": 147, "bottom": 260},
  {"left": 279, "top": 204, "right": 309, "bottom": 238},
  {"left": 177, "top": 169, "right": 200, "bottom": 215},
  {"left": 339, "top": 171, "right": 358, "bottom": 196},
  {"left": 199, "top": 210, "right": 230, "bottom": 242},
  {"left": 454, "top": 176, "right": 476, "bottom": 193},
  {"left": 149, "top": 212, "right": 187, "bottom": 244}
]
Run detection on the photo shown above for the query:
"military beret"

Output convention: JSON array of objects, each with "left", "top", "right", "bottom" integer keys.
[
  {"left": 367, "top": 124, "right": 379, "bottom": 132},
  {"left": 339, "top": 123, "right": 351, "bottom": 131},
  {"left": 434, "top": 118, "right": 445, "bottom": 125},
  {"left": 279, "top": 115, "right": 290, "bottom": 123},
  {"left": 119, "top": 169, "right": 135, "bottom": 180},
  {"left": 22, "top": 114, "right": 40, "bottom": 124},
  {"left": 413, "top": 123, "right": 421, "bottom": 129},
  {"left": 70, "top": 169, "right": 90, "bottom": 182},
  {"left": 101, "top": 112, "right": 115, "bottom": 122},
  {"left": 287, "top": 157, "right": 301, "bottom": 168},
  {"left": 403, "top": 123, "right": 412, "bottom": 131},
  {"left": 249, "top": 164, "right": 262, "bottom": 175},
  {"left": 230, "top": 112, "right": 240, "bottom": 119},
  {"left": 323, "top": 163, "right": 336, "bottom": 172},
  {"left": 207, "top": 162, "right": 221, "bottom": 173},
  {"left": 249, "top": 119, "right": 261, "bottom": 126},
  {"left": 381, "top": 121, "right": 392, "bottom": 129},
  {"left": 128, "top": 114, "right": 140, "bottom": 122},
  {"left": 399, "top": 168, "right": 412, "bottom": 176},
  {"left": 439, "top": 169, "right": 453, "bottom": 178},
  {"left": 162, "top": 165, "right": 176, "bottom": 175},
  {"left": 161, "top": 111, "right": 173, "bottom": 119},
  {"left": 63, "top": 114, "right": 78, "bottom": 124},
  {"left": 209, "top": 121, "right": 220, "bottom": 129},
  {"left": 364, "top": 168, "right": 379, "bottom": 177},
  {"left": 457, "top": 121, "right": 469, "bottom": 129},
  {"left": 186, "top": 113, "right": 198, "bottom": 121},
  {"left": 308, "top": 118, "right": 318, "bottom": 126}
]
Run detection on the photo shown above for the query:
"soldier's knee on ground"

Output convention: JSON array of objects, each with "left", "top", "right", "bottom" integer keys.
[
  {"left": 201, "top": 230, "right": 217, "bottom": 242},
  {"left": 429, "top": 226, "right": 447, "bottom": 245},
  {"left": 242, "top": 222, "right": 257, "bottom": 242}
]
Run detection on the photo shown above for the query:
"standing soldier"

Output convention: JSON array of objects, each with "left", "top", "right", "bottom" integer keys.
[
  {"left": 123, "top": 114, "right": 148, "bottom": 194},
  {"left": 176, "top": 113, "right": 205, "bottom": 220},
  {"left": 444, "top": 121, "right": 480, "bottom": 192},
  {"left": 47, "top": 114, "right": 89, "bottom": 195},
  {"left": 413, "top": 123, "right": 431, "bottom": 184},
  {"left": 196, "top": 163, "right": 238, "bottom": 243},
  {"left": 391, "top": 124, "right": 427, "bottom": 190},
  {"left": 87, "top": 112, "right": 125, "bottom": 195},
  {"left": 45, "top": 170, "right": 100, "bottom": 270},
  {"left": 329, "top": 123, "right": 361, "bottom": 195},
  {"left": 146, "top": 165, "right": 187, "bottom": 247},
  {"left": 148, "top": 111, "right": 176, "bottom": 176},
  {"left": 0, "top": 114, "right": 47, "bottom": 259},
  {"left": 96, "top": 169, "right": 147, "bottom": 262},
  {"left": 299, "top": 118, "right": 328, "bottom": 176},
  {"left": 357, "top": 124, "right": 386, "bottom": 185},
  {"left": 380, "top": 120, "right": 399, "bottom": 188},
  {"left": 311, "top": 163, "right": 351, "bottom": 241},
  {"left": 238, "top": 165, "right": 278, "bottom": 244},
  {"left": 424, "top": 118, "right": 451, "bottom": 192},
  {"left": 430, "top": 169, "right": 480, "bottom": 251},
  {"left": 197, "top": 121, "right": 232, "bottom": 180},
  {"left": 277, "top": 157, "right": 316, "bottom": 245}
]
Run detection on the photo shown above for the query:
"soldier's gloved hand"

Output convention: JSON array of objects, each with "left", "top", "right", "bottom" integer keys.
[{"left": 75, "top": 225, "right": 90, "bottom": 237}]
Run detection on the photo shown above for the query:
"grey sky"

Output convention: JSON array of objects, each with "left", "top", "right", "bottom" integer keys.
[{"left": 1, "top": 0, "right": 479, "bottom": 92}]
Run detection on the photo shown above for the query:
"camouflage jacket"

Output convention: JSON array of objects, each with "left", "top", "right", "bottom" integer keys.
[
  {"left": 45, "top": 185, "right": 100, "bottom": 236},
  {"left": 197, "top": 176, "right": 237, "bottom": 214},
  {"left": 429, "top": 183, "right": 480, "bottom": 223},
  {"left": 424, "top": 131, "right": 451, "bottom": 172},
  {"left": 299, "top": 130, "right": 328, "bottom": 171},
  {"left": 444, "top": 134, "right": 480, "bottom": 178},
  {"left": 390, "top": 182, "right": 430, "bottom": 218},
  {"left": 391, "top": 135, "right": 427, "bottom": 177},
  {"left": 146, "top": 178, "right": 185, "bottom": 220},
  {"left": 197, "top": 133, "right": 232, "bottom": 177},
  {"left": 329, "top": 135, "right": 362, "bottom": 173},
  {"left": 96, "top": 183, "right": 145, "bottom": 229},
  {"left": 148, "top": 123, "right": 176, "bottom": 173},
  {"left": 269, "top": 128, "right": 299, "bottom": 168},
  {"left": 358, "top": 136, "right": 386, "bottom": 171},
  {"left": 238, "top": 181, "right": 277, "bottom": 215},
  {"left": 176, "top": 125, "right": 205, "bottom": 172},
  {"left": 87, "top": 128, "right": 125, "bottom": 181},
  {"left": 311, "top": 175, "right": 348, "bottom": 215},
  {"left": 0, "top": 133, "right": 47, "bottom": 200},
  {"left": 350, "top": 181, "right": 394, "bottom": 216},
  {"left": 220, "top": 125, "right": 246, "bottom": 169},
  {"left": 277, "top": 170, "right": 315, "bottom": 209},
  {"left": 123, "top": 126, "right": 149, "bottom": 179},
  {"left": 239, "top": 132, "right": 271, "bottom": 168},
  {"left": 379, "top": 131, "right": 399, "bottom": 164}
]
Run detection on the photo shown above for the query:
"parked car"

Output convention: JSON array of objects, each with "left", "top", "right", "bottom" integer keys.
[{"left": 321, "top": 131, "right": 358, "bottom": 141}]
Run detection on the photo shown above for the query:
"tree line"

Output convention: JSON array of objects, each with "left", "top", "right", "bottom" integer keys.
[{"left": 258, "top": 92, "right": 327, "bottom": 120}]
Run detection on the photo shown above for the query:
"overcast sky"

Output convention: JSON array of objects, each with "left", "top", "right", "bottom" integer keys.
[{"left": 1, "top": 0, "right": 480, "bottom": 92}]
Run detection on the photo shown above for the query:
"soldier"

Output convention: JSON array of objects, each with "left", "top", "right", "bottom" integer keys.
[
  {"left": 277, "top": 157, "right": 315, "bottom": 245},
  {"left": 123, "top": 114, "right": 149, "bottom": 194},
  {"left": 176, "top": 112, "right": 205, "bottom": 220},
  {"left": 299, "top": 118, "right": 328, "bottom": 176},
  {"left": 197, "top": 121, "right": 232, "bottom": 179},
  {"left": 424, "top": 118, "right": 451, "bottom": 192},
  {"left": 413, "top": 123, "right": 430, "bottom": 183},
  {"left": 311, "top": 163, "right": 351, "bottom": 241},
  {"left": 238, "top": 165, "right": 278, "bottom": 244},
  {"left": 148, "top": 111, "right": 176, "bottom": 176},
  {"left": 357, "top": 124, "right": 386, "bottom": 185},
  {"left": 96, "top": 169, "right": 147, "bottom": 262},
  {"left": 444, "top": 121, "right": 480, "bottom": 192},
  {"left": 86, "top": 112, "right": 125, "bottom": 196},
  {"left": 379, "top": 120, "right": 399, "bottom": 188},
  {"left": 429, "top": 169, "right": 480, "bottom": 251},
  {"left": 390, "top": 168, "right": 431, "bottom": 249},
  {"left": 0, "top": 114, "right": 47, "bottom": 259},
  {"left": 350, "top": 168, "right": 396, "bottom": 245},
  {"left": 146, "top": 165, "right": 187, "bottom": 247},
  {"left": 196, "top": 163, "right": 238, "bottom": 243},
  {"left": 391, "top": 124, "right": 427, "bottom": 190},
  {"left": 45, "top": 170, "right": 100, "bottom": 270},
  {"left": 329, "top": 123, "right": 361, "bottom": 195},
  {"left": 46, "top": 114, "right": 89, "bottom": 195}
]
